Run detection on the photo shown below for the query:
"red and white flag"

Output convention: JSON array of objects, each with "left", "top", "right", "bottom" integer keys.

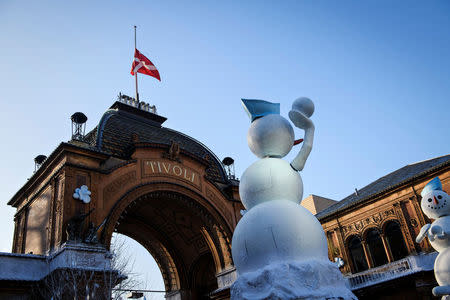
[{"left": 130, "top": 49, "right": 161, "bottom": 81}]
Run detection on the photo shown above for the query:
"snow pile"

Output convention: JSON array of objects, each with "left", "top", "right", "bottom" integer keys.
[{"left": 231, "top": 259, "right": 356, "bottom": 300}]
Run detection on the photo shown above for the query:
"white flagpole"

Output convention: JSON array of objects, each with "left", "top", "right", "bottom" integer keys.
[{"left": 134, "top": 25, "right": 139, "bottom": 102}]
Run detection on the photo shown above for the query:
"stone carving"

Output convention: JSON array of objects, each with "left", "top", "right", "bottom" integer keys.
[
  {"left": 415, "top": 177, "right": 450, "bottom": 298},
  {"left": 372, "top": 213, "right": 382, "bottom": 224},
  {"left": 384, "top": 209, "right": 395, "bottom": 217},
  {"left": 84, "top": 222, "right": 98, "bottom": 244},
  {"left": 103, "top": 171, "right": 136, "bottom": 201},
  {"left": 163, "top": 141, "right": 182, "bottom": 162},
  {"left": 206, "top": 187, "right": 232, "bottom": 223},
  {"left": 215, "top": 224, "right": 233, "bottom": 267},
  {"left": 343, "top": 209, "right": 399, "bottom": 237},
  {"left": 393, "top": 203, "right": 416, "bottom": 251},
  {"left": 204, "top": 154, "right": 223, "bottom": 182},
  {"left": 73, "top": 185, "right": 91, "bottom": 204},
  {"left": 193, "top": 235, "right": 208, "bottom": 252},
  {"left": 355, "top": 221, "right": 364, "bottom": 230},
  {"left": 66, "top": 209, "right": 94, "bottom": 242},
  {"left": 84, "top": 218, "right": 107, "bottom": 244}
]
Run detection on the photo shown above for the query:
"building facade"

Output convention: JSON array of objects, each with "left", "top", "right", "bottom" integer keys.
[{"left": 306, "top": 155, "right": 450, "bottom": 299}]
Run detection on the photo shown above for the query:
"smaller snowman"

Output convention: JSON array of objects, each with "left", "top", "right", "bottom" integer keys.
[{"left": 416, "top": 177, "right": 450, "bottom": 298}]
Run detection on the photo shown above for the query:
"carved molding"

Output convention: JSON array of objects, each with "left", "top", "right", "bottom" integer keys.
[
  {"left": 162, "top": 141, "right": 182, "bottom": 163},
  {"left": 103, "top": 171, "right": 137, "bottom": 201},
  {"left": 392, "top": 203, "right": 416, "bottom": 253},
  {"left": 342, "top": 208, "right": 396, "bottom": 238},
  {"left": 205, "top": 187, "right": 233, "bottom": 225}
]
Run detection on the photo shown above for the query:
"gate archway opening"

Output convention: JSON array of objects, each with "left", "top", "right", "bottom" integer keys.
[
  {"left": 104, "top": 186, "right": 233, "bottom": 300},
  {"left": 110, "top": 233, "right": 165, "bottom": 299}
]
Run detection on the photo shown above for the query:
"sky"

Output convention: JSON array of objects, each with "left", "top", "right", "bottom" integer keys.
[{"left": 0, "top": 0, "right": 449, "bottom": 298}]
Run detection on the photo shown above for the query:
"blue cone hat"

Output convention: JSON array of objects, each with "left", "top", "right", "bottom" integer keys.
[
  {"left": 241, "top": 99, "right": 280, "bottom": 122},
  {"left": 421, "top": 177, "right": 443, "bottom": 197}
]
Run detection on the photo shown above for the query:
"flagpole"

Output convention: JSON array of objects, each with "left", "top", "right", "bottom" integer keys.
[{"left": 134, "top": 25, "right": 139, "bottom": 102}]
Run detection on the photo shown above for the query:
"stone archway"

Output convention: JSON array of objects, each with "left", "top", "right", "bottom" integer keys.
[
  {"left": 8, "top": 100, "right": 242, "bottom": 299},
  {"left": 102, "top": 183, "right": 235, "bottom": 299}
]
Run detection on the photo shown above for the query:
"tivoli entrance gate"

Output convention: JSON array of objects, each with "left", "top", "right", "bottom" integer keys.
[{"left": 8, "top": 100, "right": 242, "bottom": 299}]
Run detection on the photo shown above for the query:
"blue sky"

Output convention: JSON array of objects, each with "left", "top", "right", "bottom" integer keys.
[{"left": 1, "top": 0, "right": 449, "bottom": 297}]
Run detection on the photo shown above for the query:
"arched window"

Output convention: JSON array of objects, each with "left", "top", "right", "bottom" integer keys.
[
  {"left": 347, "top": 235, "right": 368, "bottom": 273},
  {"left": 366, "top": 229, "right": 388, "bottom": 267},
  {"left": 384, "top": 221, "right": 408, "bottom": 261}
]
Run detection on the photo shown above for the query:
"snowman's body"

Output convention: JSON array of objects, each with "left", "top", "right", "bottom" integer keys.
[
  {"left": 427, "top": 216, "right": 450, "bottom": 252},
  {"left": 231, "top": 98, "right": 356, "bottom": 299},
  {"left": 239, "top": 157, "right": 303, "bottom": 209},
  {"left": 416, "top": 180, "right": 450, "bottom": 298}
]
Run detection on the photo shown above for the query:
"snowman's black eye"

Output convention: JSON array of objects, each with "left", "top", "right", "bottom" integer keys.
[
  {"left": 438, "top": 195, "right": 442, "bottom": 199},
  {"left": 428, "top": 198, "right": 432, "bottom": 202}
]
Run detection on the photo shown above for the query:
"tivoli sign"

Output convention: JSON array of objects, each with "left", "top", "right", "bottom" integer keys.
[{"left": 143, "top": 160, "right": 201, "bottom": 190}]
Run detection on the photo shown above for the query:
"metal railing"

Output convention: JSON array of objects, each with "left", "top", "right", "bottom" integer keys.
[{"left": 345, "top": 252, "right": 437, "bottom": 290}]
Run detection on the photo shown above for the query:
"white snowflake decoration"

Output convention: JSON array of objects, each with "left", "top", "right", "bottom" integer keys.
[
  {"left": 73, "top": 185, "right": 91, "bottom": 204},
  {"left": 334, "top": 257, "right": 345, "bottom": 268}
]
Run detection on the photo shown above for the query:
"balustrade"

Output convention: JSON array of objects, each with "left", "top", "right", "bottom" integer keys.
[{"left": 345, "top": 253, "right": 436, "bottom": 290}]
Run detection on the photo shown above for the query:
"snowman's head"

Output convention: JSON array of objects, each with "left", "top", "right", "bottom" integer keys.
[
  {"left": 421, "top": 190, "right": 449, "bottom": 219},
  {"left": 420, "top": 177, "right": 450, "bottom": 219},
  {"left": 242, "top": 99, "right": 294, "bottom": 158},
  {"left": 247, "top": 114, "right": 294, "bottom": 158}
]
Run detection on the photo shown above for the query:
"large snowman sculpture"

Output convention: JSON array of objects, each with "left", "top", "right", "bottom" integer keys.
[
  {"left": 231, "top": 98, "right": 356, "bottom": 299},
  {"left": 416, "top": 177, "right": 450, "bottom": 298}
]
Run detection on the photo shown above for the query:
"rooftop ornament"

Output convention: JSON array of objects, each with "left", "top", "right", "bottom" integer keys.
[
  {"left": 222, "top": 156, "right": 236, "bottom": 180},
  {"left": 70, "top": 112, "right": 88, "bottom": 141},
  {"left": 117, "top": 92, "right": 157, "bottom": 114},
  {"left": 34, "top": 155, "right": 47, "bottom": 172}
]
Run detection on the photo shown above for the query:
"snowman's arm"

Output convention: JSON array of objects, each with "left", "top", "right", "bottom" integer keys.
[
  {"left": 290, "top": 122, "right": 315, "bottom": 172},
  {"left": 430, "top": 224, "right": 448, "bottom": 239},
  {"left": 416, "top": 223, "right": 431, "bottom": 243}
]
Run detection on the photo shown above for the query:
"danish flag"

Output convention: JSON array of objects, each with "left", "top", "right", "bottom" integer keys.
[{"left": 130, "top": 49, "right": 161, "bottom": 81}]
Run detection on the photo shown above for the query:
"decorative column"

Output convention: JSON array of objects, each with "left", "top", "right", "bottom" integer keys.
[
  {"left": 361, "top": 240, "right": 373, "bottom": 269},
  {"left": 410, "top": 186, "right": 427, "bottom": 228},
  {"left": 326, "top": 231, "right": 334, "bottom": 259},
  {"left": 409, "top": 189, "right": 433, "bottom": 252},
  {"left": 335, "top": 223, "right": 352, "bottom": 274},
  {"left": 380, "top": 233, "right": 394, "bottom": 263},
  {"left": 393, "top": 202, "right": 417, "bottom": 254},
  {"left": 12, "top": 215, "right": 20, "bottom": 253}
]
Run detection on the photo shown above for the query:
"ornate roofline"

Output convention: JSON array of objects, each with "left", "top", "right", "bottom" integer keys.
[{"left": 317, "top": 155, "right": 450, "bottom": 221}]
